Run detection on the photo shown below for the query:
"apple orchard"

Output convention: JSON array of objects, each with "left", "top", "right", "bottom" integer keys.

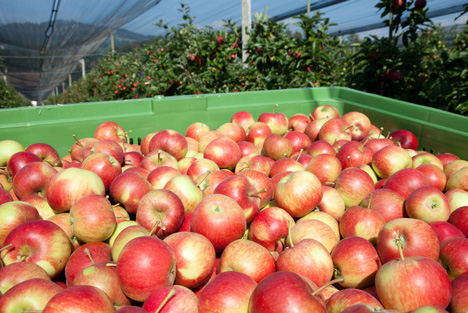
[{"left": 1, "top": 101, "right": 468, "bottom": 313}]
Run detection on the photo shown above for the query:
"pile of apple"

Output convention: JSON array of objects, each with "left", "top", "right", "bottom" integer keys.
[{"left": 0, "top": 103, "right": 468, "bottom": 313}]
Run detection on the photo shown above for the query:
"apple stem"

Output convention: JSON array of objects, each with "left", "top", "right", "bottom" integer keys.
[
  {"left": 106, "top": 262, "right": 117, "bottom": 267},
  {"left": 150, "top": 220, "right": 161, "bottom": 236},
  {"left": 360, "top": 137, "right": 371, "bottom": 148},
  {"left": 395, "top": 238, "right": 405, "bottom": 260},
  {"left": 325, "top": 181, "right": 336, "bottom": 187},
  {"left": 272, "top": 104, "right": 278, "bottom": 114},
  {"left": 347, "top": 156, "right": 353, "bottom": 168},
  {"left": 344, "top": 125, "right": 354, "bottom": 132},
  {"left": 286, "top": 219, "right": 294, "bottom": 248},
  {"left": 236, "top": 162, "right": 250, "bottom": 173},
  {"left": 155, "top": 288, "right": 177, "bottom": 313},
  {"left": 248, "top": 188, "right": 267, "bottom": 198},
  {"left": 0, "top": 243, "right": 13, "bottom": 252},
  {"left": 20, "top": 310, "right": 43, "bottom": 313},
  {"left": 84, "top": 248, "right": 95, "bottom": 265},
  {"left": 157, "top": 210, "right": 167, "bottom": 232},
  {"left": 366, "top": 193, "right": 373, "bottom": 209},
  {"left": 196, "top": 170, "right": 211, "bottom": 187},
  {"left": 312, "top": 276, "right": 345, "bottom": 296},
  {"left": 157, "top": 151, "right": 162, "bottom": 163},
  {"left": 72, "top": 134, "right": 83, "bottom": 147},
  {"left": 295, "top": 149, "right": 303, "bottom": 162}
]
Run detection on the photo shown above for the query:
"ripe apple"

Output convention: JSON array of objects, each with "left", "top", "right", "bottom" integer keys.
[
  {"left": 446, "top": 166, "right": 468, "bottom": 192},
  {"left": 383, "top": 168, "right": 429, "bottom": 200},
  {"left": 360, "top": 188, "right": 405, "bottom": 222},
  {"left": 238, "top": 169, "right": 273, "bottom": 208},
  {"left": 217, "top": 122, "right": 247, "bottom": 143},
  {"left": 371, "top": 145, "right": 412, "bottom": 179},
  {"left": 317, "top": 185, "right": 346, "bottom": 221},
  {"left": 297, "top": 210, "right": 340, "bottom": 240},
  {"left": 339, "top": 206, "right": 386, "bottom": 245},
  {"left": 148, "top": 129, "right": 188, "bottom": 161},
  {"left": 439, "top": 237, "right": 468, "bottom": 280},
  {"left": 405, "top": 186, "right": 451, "bottom": 223},
  {"left": 262, "top": 134, "right": 293, "bottom": 160},
  {"left": 47, "top": 212, "right": 80, "bottom": 250},
  {"left": 147, "top": 166, "right": 180, "bottom": 190},
  {"left": 451, "top": 275, "right": 468, "bottom": 313},
  {"left": 341, "top": 111, "right": 371, "bottom": 141},
  {"left": 238, "top": 140, "right": 259, "bottom": 157},
  {"left": 7, "top": 151, "right": 42, "bottom": 178},
  {"left": 284, "top": 131, "right": 312, "bottom": 155},
  {"left": 0, "top": 140, "right": 25, "bottom": 167},
  {"left": 412, "top": 152, "right": 444, "bottom": 170},
  {"left": 235, "top": 153, "right": 271, "bottom": 176},
  {"left": 336, "top": 141, "right": 373, "bottom": 169},
  {"left": 12, "top": 161, "right": 58, "bottom": 200},
  {"left": 111, "top": 225, "right": 149, "bottom": 262},
  {"left": 186, "top": 122, "right": 211, "bottom": 141},
  {"left": 81, "top": 152, "right": 122, "bottom": 191},
  {"left": 140, "top": 149, "right": 180, "bottom": 172},
  {"left": 436, "top": 152, "right": 459, "bottom": 167},
  {"left": 334, "top": 167, "right": 375, "bottom": 208},
  {"left": 258, "top": 104, "right": 288, "bottom": 135},
  {"left": 304, "top": 118, "right": 329, "bottom": 142},
  {"left": 389, "top": 129, "right": 418, "bottom": 150},
  {"left": 428, "top": 221, "right": 465, "bottom": 243},
  {"left": 164, "top": 174, "right": 205, "bottom": 213},
  {"left": 0, "top": 262, "right": 51, "bottom": 295},
  {"left": 90, "top": 139, "right": 125, "bottom": 165},
  {"left": 142, "top": 285, "right": 199, "bottom": 313},
  {"left": 25, "top": 142, "right": 62, "bottom": 167},
  {"left": 444, "top": 160, "right": 468, "bottom": 180},
  {"left": 306, "top": 154, "right": 342, "bottom": 185},
  {"left": 326, "top": 289, "right": 383, "bottom": 313},
  {"left": 204, "top": 136, "right": 241, "bottom": 170},
  {"left": 0, "top": 201, "right": 41, "bottom": 245},
  {"left": 448, "top": 206, "right": 468, "bottom": 236},
  {"left": 246, "top": 122, "right": 272, "bottom": 145},
  {"left": 445, "top": 188, "right": 468, "bottom": 213},
  {"left": 109, "top": 170, "right": 153, "bottom": 215},
  {"left": 288, "top": 113, "right": 310, "bottom": 132},
  {"left": 416, "top": 163, "right": 447, "bottom": 191},
  {"left": 311, "top": 104, "right": 340, "bottom": 120},
  {"left": 318, "top": 118, "right": 352, "bottom": 144},
  {"left": 231, "top": 111, "right": 255, "bottom": 131},
  {"left": 196, "top": 169, "right": 232, "bottom": 196},
  {"left": 287, "top": 219, "right": 338, "bottom": 253},
  {"left": 186, "top": 158, "right": 219, "bottom": 182}
]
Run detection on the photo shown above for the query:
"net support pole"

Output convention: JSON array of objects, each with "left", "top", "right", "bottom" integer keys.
[
  {"left": 241, "top": 0, "right": 251, "bottom": 67},
  {"left": 79, "top": 59, "right": 86, "bottom": 79}
]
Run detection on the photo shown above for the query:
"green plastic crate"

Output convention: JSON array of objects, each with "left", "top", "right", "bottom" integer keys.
[{"left": 1, "top": 87, "right": 467, "bottom": 160}]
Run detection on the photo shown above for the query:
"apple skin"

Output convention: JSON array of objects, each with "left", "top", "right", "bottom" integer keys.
[
  {"left": 439, "top": 237, "right": 468, "bottom": 280},
  {"left": 109, "top": 171, "right": 153, "bottom": 215},
  {"left": 326, "top": 289, "right": 383, "bottom": 313},
  {"left": 277, "top": 238, "right": 334, "bottom": 288},
  {"left": 114, "top": 307, "right": 149, "bottom": 313},
  {"left": 140, "top": 149, "right": 180, "bottom": 172},
  {"left": 142, "top": 285, "right": 199, "bottom": 313},
  {"left": 186, "top": 122, "right": 211, "bottom": 141},
  {"left": 336, "top": 140, "right": 373, "bottom": 169},
  {"left": 436, "top": 153, "right": 460, "bottom": 168},
  {"left": 274, "top": 170, "right": 323, "bottom": 218},
  {"left": 111, "top": 225, "right": 149, "bottom": 262},
  {"left": 149, "top": 129, "right": 188, "bottom": 161},
  {"left": 339, "top": 206, "right": 386, "bottom": 245},
  {"left": 262, "top": 134, "right": 293, "bottom": 161},
  {"left": 318, "top": 117, "right": 352, "bottom": 144},
  {"left": 235, "top": 153, "right": 271, "bottom": 176},
  {"left": 81, "top": 152, "right": 122, "bottom": 191},
  {"left": 304, "top": 118, "right": 329, "bottom": 142},
  {"left": 1, "top": 220, "right": 72, "bottom": 279},
  {"left": 218, "top": 122, "right": 247, "bottom": 143},
  {"left": 116, "top": 236, "right": 177, "bottom": 302},
  {"left": 94, "top": 121, "right": 127, "bottom": 143},
  {"left": 147, "top": 166, "right": 180, "bottom": 190},
  {"left": 405, "top": 186, "right": 451, "bottom": 223},
  {"left": 451, "top": 275, "right": 468, "bottom": 313},
  {"left": 376, "top": 218, "right": 440, "bottom": 264},
  {"left": 7, "top": 151, "right": 43, "bottom": 178},
  {"left": 445, "top": 189, "right": 468, "bottom": 213},
  {"left": 238, "top": 169, "right": 273, "bottom": 209},
  {"left": 42, "top": 285, "right": 115, "bottom": 313},
  {"left": 317, "top": 186, "right": 346, "bottom": 221},
  {"left": 246, "top": 122, "right": 272, "bottom": 145},
  {"left": 287, "top": 219, "right": 338, "bottom": 253},
  {"left": 288, "top": 113, "right": 310, "bottom": 132},
  {"left": 90, "top": 139, "right": 125, "bottom": 165},
  {"left": 388, "top": 129, "right": 418, "bottom": 150},
  {"left": 311, "top": 104, "right": 340, "bottom": 120},
  {"left": 204, "top": 136, "right": 242, "bottom": 170},
  {"left": 238, "top": 140, "right": 259, "bottom": 157},
  {"left": 448, "top": 206, "right": 468, "bottom": 236},
  {"left": 428, "top": 221, "right": 465, "bottom": 243},
  {"left": 375, "top": 256, "right": 451, "bottom": 313},
  {"left": 341, "top": 111, "right": 371, "bottom": 141},
  {"left": 270, "top": 158, "right": 303, "bottom": 177},
  {"left": 444, "top": 160, "right": 468, "bottom": 181},
  {"left": 198, "top": 271, "right": 257, "bottom": 313},
  {"left": 331, "top": 236, "right": 381, "bottom": 289},
  {"left": 190, "top": 194, "right": 247, "bottom": 253},
  {"left": 164, "top": 231, "right": 216, "bottom": 289},
  {"left": 383, "top": 168, "right": 429, "bottom": 200},
  {"left": 231, "top": 111, "right": 255, "bottom": 131},
  {"left": 306, "top": 153, "right": 342, "bottom": 185},
  {"left": 25, "top": 142, "right": 62, "bottom": 167},
  {"left": 0, "top": 262, "right": 51, "bottom": 295},
  {"left": 186, "top": 158, "right": 219, "bottom": 182},
  {"left": 0, "top": 200, "right": 41, "bottom": 246},
  {"left": 197, "top": 169, "right": 233, "bottom": 196},
  {"left": 446, "top": 166, "right": 468, "bottom": 192},
  {"left": 0, "top": 278, "right": 63, "bottom": 313},
  {"left": 371, "top": 145, "right": 412, "bottom": 179},
  {"left": 335, "top": 167, "right": 375, "bottom": 208},
  {"left": 22, "top": 194, "right": 55, "bottom": 220},
  {"left": 12, "top": 161, "right": 58, "bottom": 200},
  {"left": 248, "top": 271, "right": 327, "bottom": 313},
  {"left": 258, "top": 105, "right": 288, "bottom": 136},
  {"left": 284, "top": 131, "right": 312, "bottom": 155},
  {"left": 297, "top": 210, "right": 340, "bottom": 241},
  {"left": 164, "top": 174, "right": 205, "bottom": 214},
  {"left": 341, "top": 304, "right": 400, "bottom": 313},
  {"left": 360, "top": 188, "right": 405, "bottom": 222},
  {"left": 0, "top": 139, "right": 25, "bottom": 167},
  {"left": 415, "top": 163, "right": 447, "bottom": 192}
]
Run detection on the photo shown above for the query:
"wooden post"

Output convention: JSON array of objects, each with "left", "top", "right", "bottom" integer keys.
[
  {"left": 307, "top": 0, "right": 311, "bottom": 17},
  {"left": 79, "top": 59, "right": 86, "bottom": 79},
  {"left": 242, "top": 0, "right": 251, "bottom": 67},
  {"left": 69, "top": 73, "right": 72, "bottom": 87},
  {"left": 111, "top": 31, "right": 115, "bottom": 56}
]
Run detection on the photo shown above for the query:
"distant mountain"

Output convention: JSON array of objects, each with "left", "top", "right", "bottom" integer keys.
[{"left": 96, "top": 28, "right": 157, "bottom": 53}]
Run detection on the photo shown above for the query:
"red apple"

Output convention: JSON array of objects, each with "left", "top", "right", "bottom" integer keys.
[
  {"left": 334, "top": 167, "right": 375, "bottom": 208},
  {"left": 186, "top": 122, "right": 211, "bottom": 141},
  {"left": 186, "top": 158, "right": 219, "bottom": 182},
  {"left": 341, "top": 111, "right": 371, "bottom": 141},
  {"left": 204, "top": 136, "right": 241, "bottom": 170},
  {"left": 304, "top": 118, "right": 329, "bottom": 142},
  {"left": 336, "top": 140, "right": 373, "bottom": 169},
  {"left": 451, "top": 275, "right": 468, "bottom": 313},
  {"left": 218, "top": 122, "right": 247, "bottom": 143},
  {"left": 231, "top": 111, "right": 255, "bottom": 131},
  {"left": 7, "top": 151, "right": 42, "bottom": 178},
  {"left": 445, "top": 189, "right": 468, "bottom": 213},
  {"left": 164, "top": 174, "right": 205, "bottom": 213},
  {"left": 287, "top": 219, "right": 338, "bottom": 253},
  {"left": 405, "top": 186, "right": 451, "bottom": 223},
  {"left": 109, "top": 171, "right": 153, "bottom": 215},
  {"left": 111, "top": 225, "right": 149, "bottom": 262},
  {"left": 147, "top": 166, "right": 180, "bottom": 189},
  {"left": 429, "top": 221, "right": 465, "bottom": 243},
  {"left": 383, "top": 168, "right": 429, "bottom": 200},
  {"left": 238, "top": 140, "right": 259, "bottom": 157},
  {"left": 318, "top": 118, "right": 351, "bottom": 145},
  {"left": 317, "top": 185, "right": 346, "bottom": 221},
  {"left": 389, "top": 129, "right": 418, "bottom": 150},
  {"left": 81, "top": 152, "right": 122, "bottom": 191},
  {"left": 142, "top": 285, "right": 198, "bottom": 313},
  {"left": 0, "top": 262, "right": 51, "bottom": 295},
  {"left": 123, "top": 151, "right": 144, "bottom": 167},
  {"left": 196, "top": 169, "right": 232, "bottom": 196},
  {"left": 326, "top": 289, "right": 383, "bottom": 313},
  {"left": 436, "top": 153, "right": 460, "bottom": 168},
  {"left": 360, "top": 188, "right": 405, "bottom": 222},
  {"left": 148, "top": 129, "right": 188, "bottom": 161},
  {"left": 311, "top": 104, "right": 340, "bottom": 120},
  {"left": 235, "top": 153, "right": 271, "bottom": 176},
  {"left": 246, "top": 122, "right": 272, "bottom": 145},
  {"left": 339, "top": 206, "right": 386, "bottom": 245},
  {"left": 269, "top": 157, "right": 303, "bottom": 178},
  {"left": 371, "top": 145, "right": 412, "bottom": 179},
  {"left": 288, "top": 113, "right": 310, "bottom": 132},
  {"left": 26, "top": 142, "right": 62, "bottom": 167},
  {"left": 238, "top": 169, "right": 273, "bottom": 209},
  {"left": 439, "top": 237, "right": 468, "bottom": 280},
  {"left": 446, "top": 166, "right": 468, "bottom": 192},
  {"left": 94, "top": 121, "right": 127, "bottom": 143},
  {"left": 284, "top": 131, "right": 312, "bottom": 155},
  {"left": 448, "top": 206, "right": 468, "bottom": 236},
  {"left": 258, "top": 104, "right": 288, "bottom": 136},
  {"left": 262, "top": 134, "right": 293, "bottom": 160},
  {"left": 444, "top": 160, "right": 468, "bottom": 181},
  {"left": 306, "top": 154, "right": 342, "bottom": 185},
  {"left": 0, "top": 201, "right": 41, "bottom": 245},
  {"left": 415, "top": 163, "right": 447, "bottom": 191},
  {"left": 90, "top": 139, "right": 125, "bottom": 165}
]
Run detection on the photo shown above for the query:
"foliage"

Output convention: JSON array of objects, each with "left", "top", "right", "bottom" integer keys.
[{"left": 0, "top": 78, "right": 31, "bottom": 109}]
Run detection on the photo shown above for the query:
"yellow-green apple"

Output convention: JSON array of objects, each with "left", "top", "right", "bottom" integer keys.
[
  {"left": 405, "top": 186, "right": 451, "bottom": 223},
  {"left": 164, "top": 231, "right": 215, "bottom": 289},
  {"left": 335, "top": 167, "right": 375, "bottom": 208},
  {"left": 277, "top": 238, "right": 333, "bottom": 288},
  {"left": 81, "top": 153, "right": 122, "bottom": 191},
  {"left": 371, "top": 145, "right": 412, "bottom": 179},
  {"left": 217, "top": 122, "right": 247, "bottom": 142},
  {"left": 307, "top": 153, "right": 342, "bottom": 185},
  {"left": 246, "top": 122, "right": 272, "bottom": 145},
  {"left": 311, "top": 104, "right": 340, "bottom": 120},
  {"left": 22, "top": 195, "right": 55, "bottom": 219},
  {"left": 443, "top": 160, "right": 468, "bottom": 180},
  {"left": 148, "top": 129, "right": 188, "bottom": 161},
  {"left": 26, "top": 142, "right": 62, "bottom": 167},
  {"left": 136, "top": 189, "right": 185, "bottom": 238},
  {"left": 331, "top": 236, "right": 381, "bottom": 289},
  {"left": 46, "top": 167, "right": 106, "bottom": 213},
  {"left": 0, "top": 201, "right": 41, "bottom": 245},
  {"left": 238, "top": 140, "right": 259, "bottom": 157},
  {"left": 147, "top": 166, "right": 180, "bottom": 189},
  {"left": 336, "top": 141, "right": 373, "bottom": 169},
  {"left": 186, "top": 158, "right": 219, "bottom": 181},
  {"left": 90, "top": 139, "right": 125, "bottom": 165},
  {"left": 439, "top": 237, "right": 468, "bottom": 280},
  {"left": 446, "top": 166, "right": 468, "bottom": 191},
  {"left": 73, "top": 261, "right": 131, "bottom": 307},
  {"left": 109, "top": 171, "right": 153, "bottom": 215},
  {"left": 375, "top": 256, "right": 451, "bottom": 312},
  {"left": 0, "top": 173, "right": 12, "bottom": 194},
  {"left": 203, "top": 137, "right": 241, "bottom": 170},
  {"left": 412, "top": 152, "right": 444, "bottom": 170},
  {"left": 428, "top": 221, "right": 465, "bottom": 243},
  {"left": 284, "top": 131, "right": 312, "bottom": 155},
  {"left": 258, "top": 105, "right": 288, "bottom": 136},
  {"left": 248, "top": 271, "right": 327, "bottom": 313},
  {"left": 388, "top": 129, "right": 418, "bottom": 150},
  {"left": 47, "top": 212, "right": 80, "bottom": 250},
  {"left": 341, "top": 111, "right": 371, "bottom": 141},
  {"left": 415, "top": 163, "right": 446, "bottom": 191},
  {"left": 445, "top": 189, "right": 468, "bottom": 213},
  {"left": 94, "top": 121, "right": 127, "bottom": 143},
  {"left": 12, "top": 161, "right": 57, "bottom": 200},
  {"left": 262, "top": 134, "right": 293, "bottom": 160},
  {"left": 116, "top": 236, "right": 177, "bottom": 302},
  {"left": 297, "top": 210, "right": 340, "bottom": 241},
  {"left": 317, "top": 185, "right": 346, "bottom": 221},
  {"left": 113, "top": 204, "right": 130, "bottom": 224},
  {"left": 286, "top": 219, "right": 338, "bottom": 253},
  {"left": 42, "top": 285, "right": 115, "bottom": 313},
  {"left": 235, "top": 153, "right": 271, "bottom": 176},
  {"left": 318, "top": 117, "right": 351, "bottom": 145},
  {"left": 179, "top": 156, "right": 201, "bottom": 175},
  {"left": 218, "top": 239, "right": 276, "bottom": 283},
  {"left": 339, "top": 206, "right": 386, "bottom": 244},
  {"left": 304, "top": 118, "right": 329, "bottom": 142},
  {"left": 436, "top": 152, "right": 460, "bottom": 167},
  {"left": 383, "top": 168, "right": 429, "bottom": 200},
  {"left": 238, "top": 169, "right": 273, "bottom": 208},
  {"left": 363, "top": 137, "right": 394, "bottom": 154},
  {"left": 360, "top": 188, "right": 405, "bottom": 222},
  {"left": 198, "top": 130, "right": 224, "bottom": 153},
  {"left": 270, "top": 157, "right": 303, "bottom": 179},
  {"left": 248, "top": 206, "right": 294, "bottom": 252},
  {"left": 288, "top": 113, "right": 310, "bottom": 132},
  {"left": 65, "top": 242, "right": 112, "bottom": 286},
  {"left": 196, "top": 170, "right": 232, "bottom": 196},
  {"left": 108, "top": 220, "right": 139, "bottom": 247},
  {"left": 0, "top": 262, "right": 51, "bottom": 295},
  {"left": 0, "top": 139, "right": 24, "bottom": 167},
  {"left": 164, "top": 174, "right": 205, "bottom": 213},
  {"left": 7, "top": 151, "right": 42, "bottom": 178},
  {"left": 190, "top": 194, "right": 246, "bottom": 253},
  {"left": 142, "top": 285, "right": 199, "bottom": 313},
  {"left": 451, "top": 275, "right": 468, "bottom": 313},
  {"left": 140, "top": 149, "right": 180, "bottom": 172},
  {"left": 326, "top": 289, "right": 383, "bottom": 313},
  {"left": 140, "top": 131, "right": 159, "bottom": 155},
  {"left": 376, "top": 218, "right": 439, "bottom": 264},
  {"left": 70, "top": 194, "right": 117, "bottom": 243},
  {"left": 231, "top": 111, "right": 255, "bottom": 131},
  {"left": 1, "top": 220, "right": 72, "bottom": 278},
  {"left": 111, "top": 225, "right": 149, "bottom": 262},
  {"left": 198, "top": 271, "right": 257, "bottom": 313},
  {"left": 0, "top": 278, "right": 63, "bottom": 312},
  {"left": 274, "top": 170, "right": 323, "bottom": 218},
  {"left": 358, "top": 164, "right": 379, "bottom": 184},
  {"left": 186, "top": 122, "right": 211, "bottom": 141},
  {"left": 449, "top": 206, "right": 468, "bottom": 236}
]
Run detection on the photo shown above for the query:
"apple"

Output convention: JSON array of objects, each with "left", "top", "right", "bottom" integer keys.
[
  {"left": 405, "top": 186, "right": 451, "bottom": 223},
  {"left": 25, "top": 142, "right": 62, "bottom": 167},
  {"left": 235, "top": 153, "right": 271, "bottom": 176},
  {"left": 288, "top": 113, "right": 310, "bottom": 132},
  {"left": 7, "top": 151, "right": 42, "bottom": 178},
  {"left": 376, "top": 218, "right": 440, "bottom": 264},
  {"left": 198, "top": 271, "right": 257, "bottom": 313},
  {"left": 117, "top": 236, "right": 177, "bottom": 302},
  {"left": 339, "top": 206, "right": 386, "bottom": 245},
  {"left": 147, "top": 166, "right": 180, "bottom": 190},
  {"left": 287, "top": 219, "right": 338, "bottom": 253},
  {"left": 238, "top": 140, "right": 259, "bottom": 157},
  {"left": 111, "top": 225, "right": 149, "bottom": 262},
  {"left": 198, "top": 130, "right": 224, "bottom": 153},
  {"left": 196, "top": 169, "right": 232, "bottom": 196},
  {"left": 318, "top": 118, "right": 352, "bottom": 144},
  {"left": 428, "top": 221, "right": 465, "bottom": 243},
  {"left": 258, "top": 104, "right": 288, "bottom": 136},
  {"left": 164, "top": 174, "right": 205, "bottom": 213},
  {"left": 297, "top": 210, "right": 340, "bottom": 241},
  {"left": 326, "top": 289, "right": 383, "bottom": 313},
  {"left": 179, "top": 156, "right": 196, "bottom": 176},
  {"left": 140, "top": 149, "right": 180, "bottom": 172},
  {"left": 0, "top": 201, "right": 41, "bottom": 245},
  {"left": 448, "top": 206, "right": 468, "bottom": 236},
  {"left": 203, "top": 136, "right": 241, "bottom": 170},
  {"left": 306, "top": 154, "right": 342, "bottom": 185},
  {"left": 371, "top": 145, "right": 412, "bottom": 179},
  {"left": 148, "top": 129, "right": 188, "bottom": 161},
  {"left": 0, "top": 140, "right": 25, "bottom": 167},
  {"left": 364, "top": 137, "right": 395, "bottom": 154},
  {"left": 334, "top": 167, "right": 375, "bottom": 208},
  {"left": 311, "top": 104, "right": 340, "bottom": 120},
  {"left": 108, "top": 220, "right": 139, "bottom": 247},
  {"left": 331, "top": 236, "right": 381, "bottom": 289},
  {"left": 439, "top": 237, "right": 468, "bottom": 280},
  {"left": 140, "top": 131, "right": 159, "bottom": 155},
  {"left": 294, "top": 151, "right": 313, "bottom": 169},
  {"left": 248, "top": 271, "right": 327, "bottom": 313},
  {"left": 451, "top": 275, "right": 468, "bottom": 313},
  {"left": 109, "top": 170, "right": 153, "bottom": 215},
  {"left": 375, "top": 256, "right": 451, "bottom": 312},
  {"left": 317, "top": 185, "right": 346, "bottom": 221},
  {"left": 90, "top": 139, "right": 125, "bottom": 165},
  {"left": 415, "top": 163, "right": 447, "bottom": 191},
  {"left": 136, "top": 189, "right": 185, "bottom": 238},
  {"left": 238, "top": 169, "right": 273, "bottom": 209},
  {"left": 186, "top": 122, "right": 211, "bottom": 141},
  {"left": 114, "top": 307, "right": 148, "bottom": 313},
  {"left": 436, "top": 152, "right": 460, "bottom": 167},
  {"left": 11, "top": 161, "right": 57, "bottom": 200},
  {"left": 0, "top": 262, "right": 51, "bottom": 295},
  {"left": 1, "top": 220, "right": 72, "bottom": 278},
  {"left": 123, "top": 151, "right": 143, "bottom": 167},
  {"left": 389, "top": 129, "right": 418, "bottom": 150},
  {"left": 142, "top": 285, "right": 199, "bottom": 313},
  {"left": 47, "top": 212, "right": 80, "bottom": 250},
  {"left": 341, "top": 304, "right": 400, "bottom": 313},
  {"left": 190, "top": 194, "right": 246, "bottom": 253},
  {"left": 231, "top": 111, "right": 255, "bottom": 131},
  {"left": 217, "top": 122, "right": 247, "bottom": 143},
  {"left": 186, "top": 158, "right": 219, "bottom": 182},
  {"left": 445, "top": 189, "right": 468, "bottom": 213},
  {"left": 446, "top": 166, "right": 468, "bottom": 191},
  {"left": 284, "top": 131, "right": 312, "bottom": 155},
  {"left": 304, "top": 118, "right": 329, "bottom": 142},
  {"left": 81, "top": 152, "right": 122, "bottom": 191},
  {"left": 42, "top": 285, "right": 115, "bottom": 313},
  {"left": 412, "top": 152, "right": 444, "bottom": 170},
  {"left": 70, "top": 194, "right": 117, "bottom": 243},
  {"left": 261, "top": 134, "right": 293, "bottom": 160},
  {"left": 360, "top": 188, "right": 405, "bottom": 222},
  {"left": 444, "top": 160, "right": 468, "bottom": 180},
  {"left": 342, "top": 111, "right": 371, "bottom": 141},
  {"left": 383, "top": 168, "right": 429, "bottom": 200}
]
